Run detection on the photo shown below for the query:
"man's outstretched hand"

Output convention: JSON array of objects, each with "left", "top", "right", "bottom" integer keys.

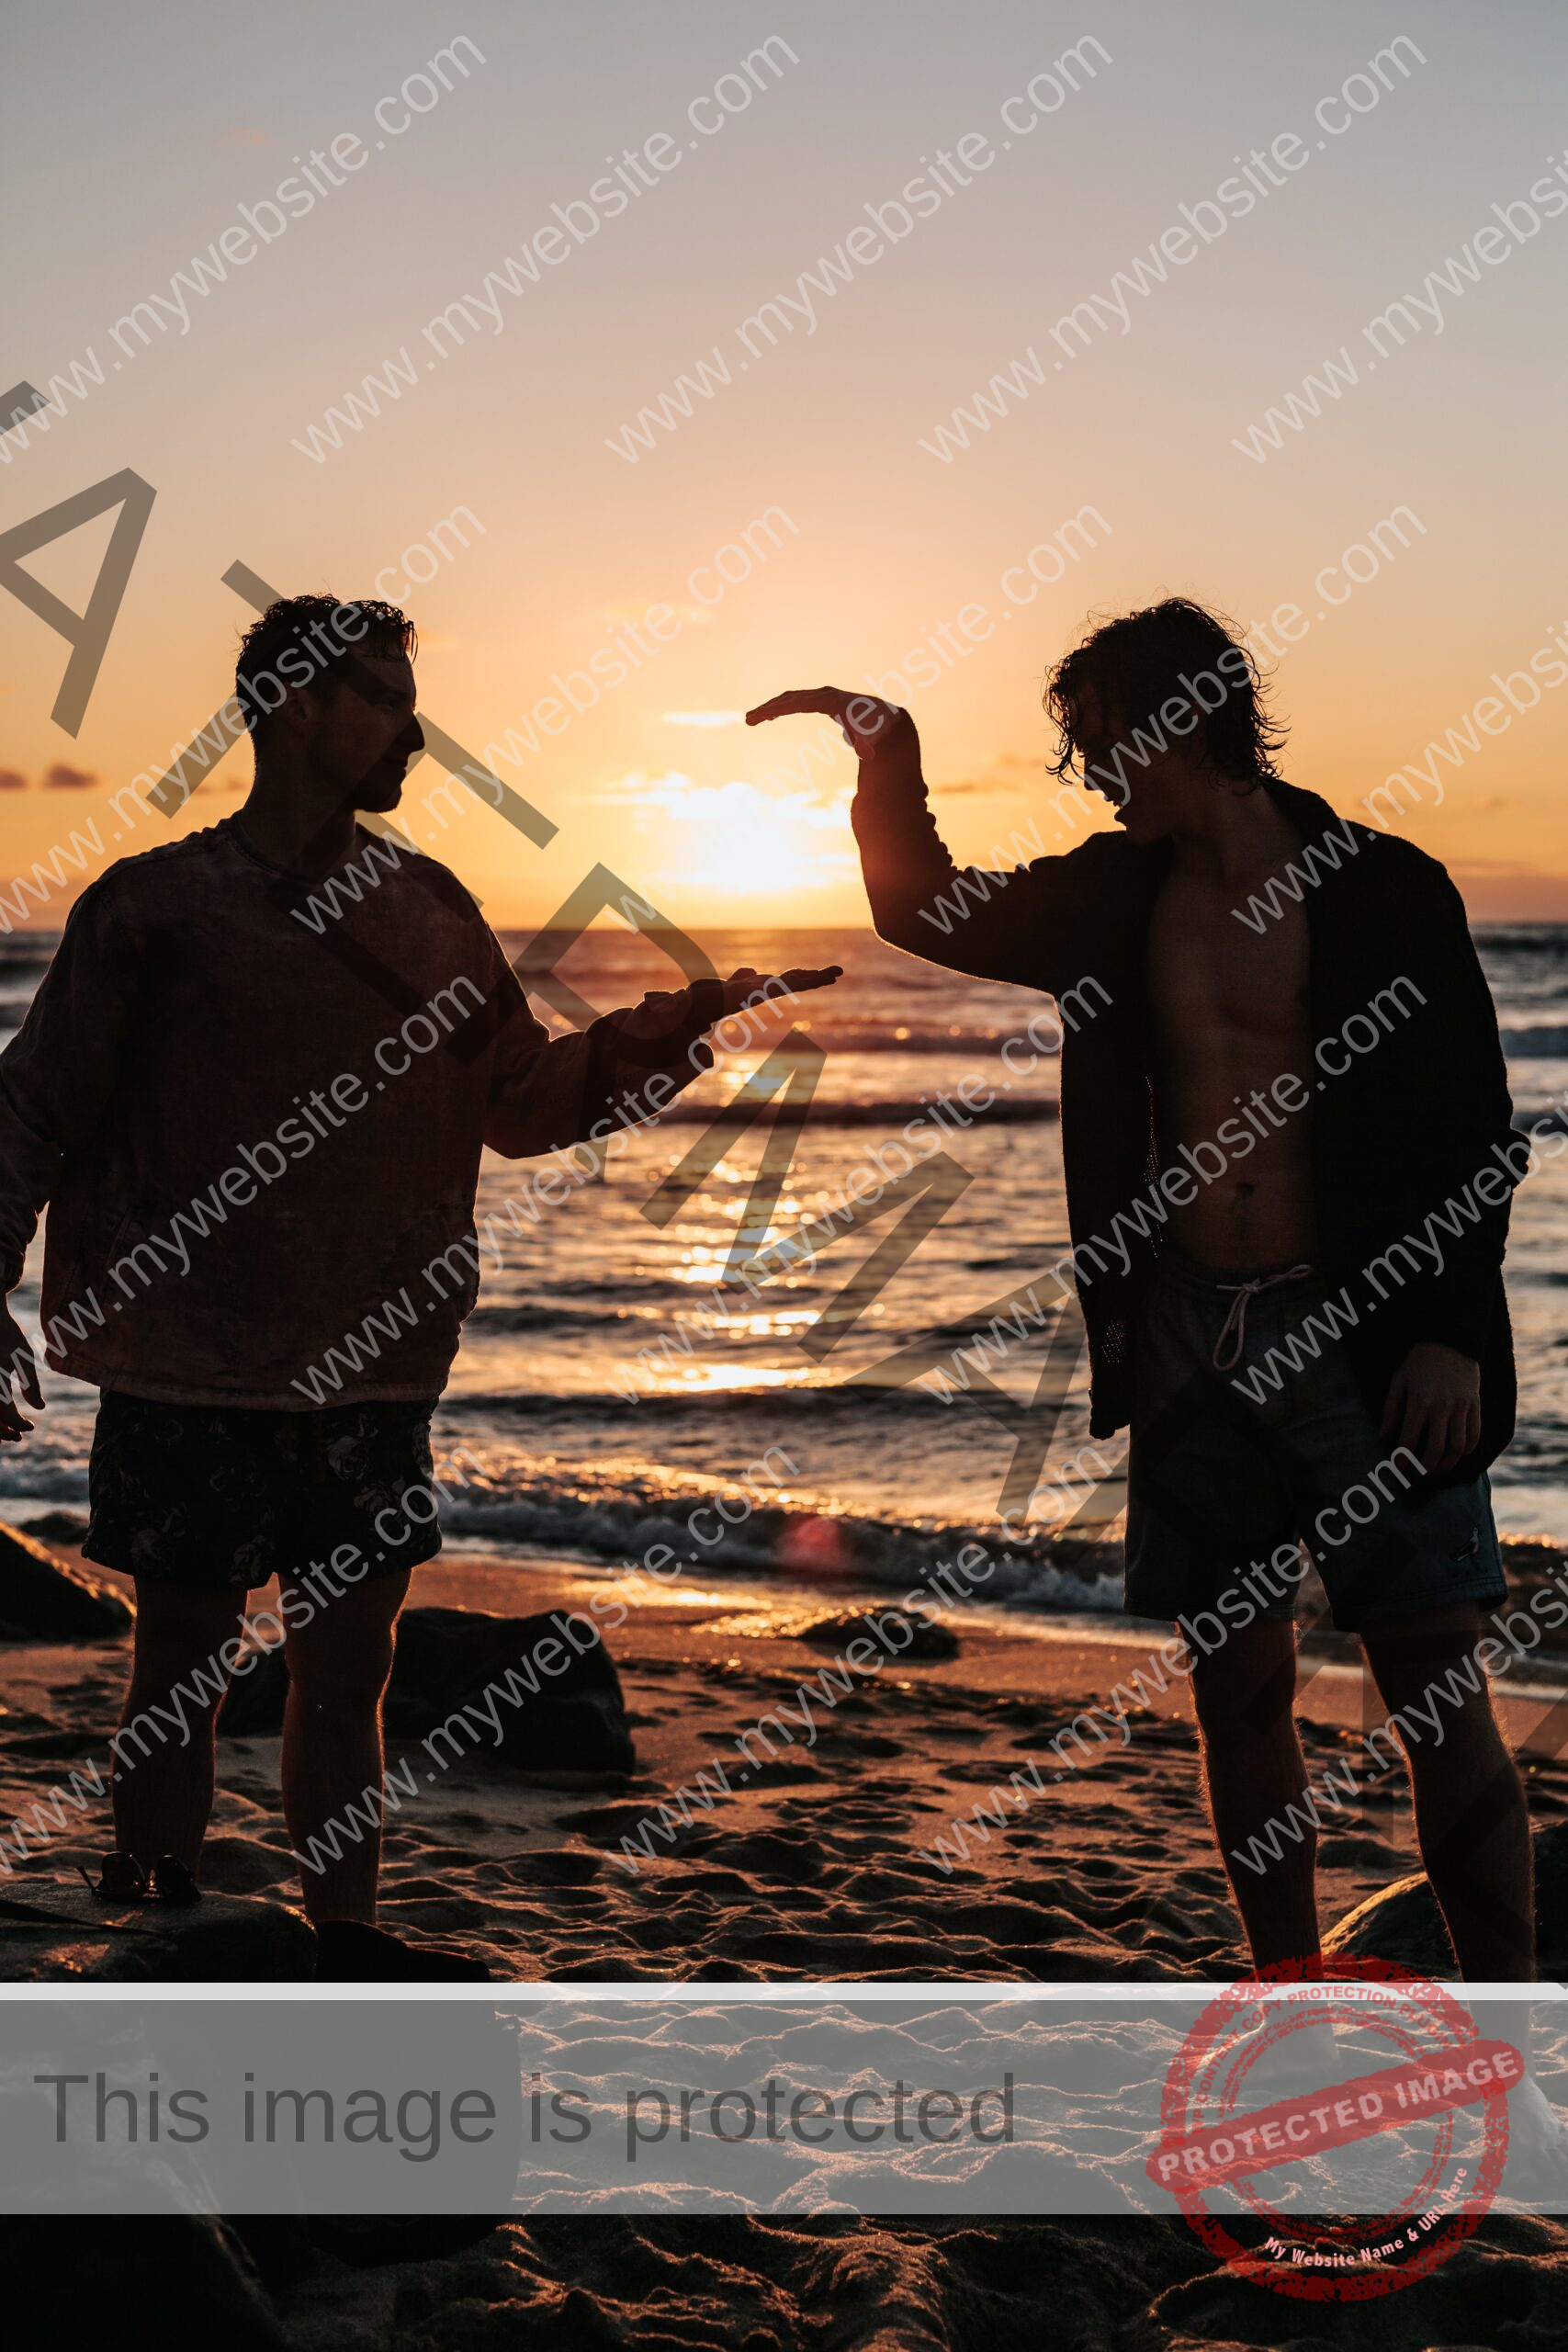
[
  {"left": 637, "top": 967, "right": 841, "bottom": 1017},
  {"left": 716, "top": 965, "right": 841, "bottom": 1018},
  {"left": 1380, "top": 1341, "right": 1482, "bottom": 1476},
  {"left": 0, "top": 1305, "right": 43, "bottom": 1445},
  {"left": 747, "top": 688, "right": 917, "bottom": 763},
  {"left": 625, "top": 967, "right": 843, "bottom": 1041}
]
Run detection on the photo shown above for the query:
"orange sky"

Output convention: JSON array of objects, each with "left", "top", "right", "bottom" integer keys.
[{"left": 3, "top": 4, "right": 1565, "bottom": 929}]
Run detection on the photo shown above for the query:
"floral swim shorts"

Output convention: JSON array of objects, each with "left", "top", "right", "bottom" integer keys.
[{"left": 83, "top": 1391, "right": 443, "bottom": 1591}]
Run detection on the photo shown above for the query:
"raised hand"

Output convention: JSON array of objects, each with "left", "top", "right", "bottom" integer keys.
[{"left": 746, "top": 687, "right": 916, "bottom": 763}]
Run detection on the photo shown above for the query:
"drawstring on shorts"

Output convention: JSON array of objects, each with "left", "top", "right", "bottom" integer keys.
[{"left": 1211, "top": 1263, "right": 1315, "bottom": 1372}]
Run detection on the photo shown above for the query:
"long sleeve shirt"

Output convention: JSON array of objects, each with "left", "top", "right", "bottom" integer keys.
[
  {"left": 851, "top": 728, "right": 1520, "bottom": 1487},
  {"left": 0, "top": 818, "right": 716, "bottom": 1407}
]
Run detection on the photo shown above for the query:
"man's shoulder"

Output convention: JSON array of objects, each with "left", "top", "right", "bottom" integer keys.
[
  {"left": 1278, "top": 785, "right": 1459, "bottom": 901},
  {"left": 354, "top": 828, "right": 483, "bottom": 919},
  {"left": 113, "top": 820, "right": 233, "bottom": 877},
  {"left": 1352, "top": 828, "right": 1455, "bottom": 885},
  {"left": 66, "top": 821, "right": 237, "bottom": 926},
  {"left": 1338, "top": 820, "right": 1460, "bottom": 912},
  {"left": 1021, "top": 824, "right": 1140, "bottom": 881},
  {"left": 1014, "top": 823, "right": 1156, "bottom": 921},
  {"left": 72, "top": 820, "right": 489, "bottom": 935}
]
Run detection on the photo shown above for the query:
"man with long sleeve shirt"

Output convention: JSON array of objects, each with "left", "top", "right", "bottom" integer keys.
[{"left": 0, "top": 593, "right": 838, "bottom": 1977}]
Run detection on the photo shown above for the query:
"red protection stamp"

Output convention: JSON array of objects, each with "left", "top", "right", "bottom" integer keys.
[{"left": 1146, "top": 1957, "right": 1516, "bottom": 2301}]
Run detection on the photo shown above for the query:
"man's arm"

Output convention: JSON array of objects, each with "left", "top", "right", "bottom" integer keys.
[
  {"left": 0, "top": 882, "right": 144, "bottom": 1437},
  {"left": 482, "top": 960, "right": 840, "bottom": 1159},
  {"left": 747, "top": 688, "right": 1100, "bottom": 991},
  {"left": 0, "top": 1084, "right": 45, "bottom": 1435},
  {"left": 1377, "top": 858, "right": 1517, "bottom": 1474}
]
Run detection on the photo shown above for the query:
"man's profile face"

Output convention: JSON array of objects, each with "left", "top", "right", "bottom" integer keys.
[
  {"left": 310, "top": 650, "right": 423, "bottom": 812},
  {"left": 1071, "top": 687, "right": 1185, "bottom": 844}
]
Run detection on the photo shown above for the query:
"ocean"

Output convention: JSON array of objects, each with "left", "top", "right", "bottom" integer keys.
[{"left": 5, "top": 920, "right": 1568, "bottom": 1610}]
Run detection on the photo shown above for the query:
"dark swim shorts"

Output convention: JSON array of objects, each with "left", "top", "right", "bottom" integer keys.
[
  {"left": 1123, "top": 1249, "right": 1506, "bottom": 1634},
  {"left": 83, "top": 1391, "right": 443, "bottom": 1591}
]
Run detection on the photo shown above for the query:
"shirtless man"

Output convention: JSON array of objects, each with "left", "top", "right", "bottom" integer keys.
[{"left": 749, "top": 603, "right": 1549, "bottom": 2064}]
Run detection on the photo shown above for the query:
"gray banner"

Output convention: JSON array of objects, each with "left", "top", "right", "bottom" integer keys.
[{"left": 1, "top": 1987, "right": 1562, "bottom": 2215}]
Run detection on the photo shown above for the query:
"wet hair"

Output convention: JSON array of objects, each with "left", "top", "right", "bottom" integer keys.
[
  {"left": 1043, "top": 597, "right": 1287, "bottom": 788},
  {"left": 234, "top": 594, "right": 416, "bottom": 740}
]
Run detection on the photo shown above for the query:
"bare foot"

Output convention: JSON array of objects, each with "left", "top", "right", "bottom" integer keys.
[{"left": 1502, "top": 2074, "right": 1568, "bottom": 2202}]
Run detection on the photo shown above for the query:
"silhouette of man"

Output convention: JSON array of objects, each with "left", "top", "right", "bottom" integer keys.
[
  {"left": 0, "top": 594, "right": 837, "bottom": 1977},
  {"left": 750, "top": 607, "right": 1567, "bottom": 2161}
]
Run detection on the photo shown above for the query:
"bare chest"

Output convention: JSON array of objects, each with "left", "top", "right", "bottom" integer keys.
[{"left": 1147, "top": 873, "right": 1311, "bottom": 1068}]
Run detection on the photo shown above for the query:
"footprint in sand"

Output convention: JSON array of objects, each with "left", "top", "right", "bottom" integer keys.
[
  {"left": 503, "top": 1849, "right": 604, "bottom": 1886},
  {"left": 193, "top": 1834, "right": 297, "bottom": 1894},
  {"left": 703, "top": 1830, "right": 821, "bottom": 1882}
]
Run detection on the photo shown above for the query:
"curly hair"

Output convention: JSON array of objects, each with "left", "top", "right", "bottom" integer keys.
[
  {"left": 1043, "top": 597, "right": 1287, "bottom": 789},
  {"left": 234, "top": 594, "right": 417, "bottom": 739}
]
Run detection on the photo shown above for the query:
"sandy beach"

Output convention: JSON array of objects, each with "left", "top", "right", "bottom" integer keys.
[
  {"left": 8, "top": 1533, "right": 1568, "bottom": 1976},
  {"left": 6, "top": 1544, "right": 1568, "bottom": 2347},
  {"left": 12, "top": 1539, "right": 1568, "bottom": 1985}
]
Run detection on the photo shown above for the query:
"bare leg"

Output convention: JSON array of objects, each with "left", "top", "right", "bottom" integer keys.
[
  {"left": 1189, "top": 1617, "right": 1321, "bottom": 1969},
  {"left": 114, "top": 1584, "right": 249, "bottom": 1871},
  {"left": 1359, "top": 1604, "right": 1568, "bottom": 2178},
  {"left": 1359, "top": 1603, "right": 1532, "bottom": 1984},
  {"left": 278, "top": 1567, "right": 410, "bottom": 1925}
]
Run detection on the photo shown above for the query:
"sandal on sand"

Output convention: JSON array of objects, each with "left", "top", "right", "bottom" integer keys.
[
  {"left": 76, "top": 1852, "right": 202, "bottom": 1905},
  {"left": 314, "top": 1919, "right": 491, "bottom": 1983},
  {"left": 78, "top": 1850, "right": 149, "bottom": 1903},
  {"left": 150, "top": 1854, "right": 201, "bottom": 1906}
]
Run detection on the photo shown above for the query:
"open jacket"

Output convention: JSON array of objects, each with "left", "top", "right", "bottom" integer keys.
[
  {"left": 852, "top": 732, "right": 1519, "bottom": 1487},
  {"left": 0, "top": 818, "right": 717, "bottom": 1408}
]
